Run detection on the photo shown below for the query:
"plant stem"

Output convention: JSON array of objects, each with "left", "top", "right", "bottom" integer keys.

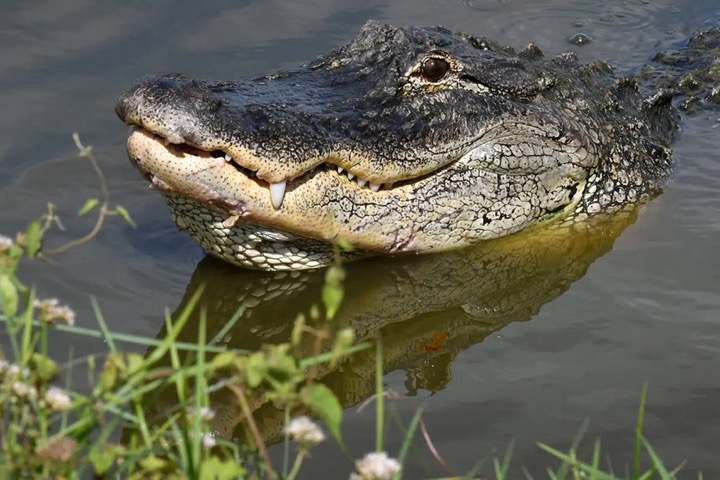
[
  {"left": 375, "top": 334, "right": 384, "bottom": 453},
  {"left": 287, "top": 451, "right": 306, "bottom": 480}
]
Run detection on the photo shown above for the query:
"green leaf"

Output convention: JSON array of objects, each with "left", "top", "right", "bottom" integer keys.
[
  {"left": 302, "top": 383, "right": 343, "bottom": 444},
  {"left": 330, "top": 328, "right": 354, "bottom": 367},
  {"left": 78, "top": 198, "right": 99, "bottom": 216},
  {"left": 89, "top": 444, "right": 121, "bottom": 475},
  {"left": 7, "top": 242, "right": 25, "bottom": 266},
  {"left": 126, "top": 353, "right": 144, "bottom": 375},
  {"left": 31, "top": 353, "right": 58, "bottom": 381},
  {"left": 116, "top": 205, "right": 137, "bottom": 228},
  {"left": 336, "top": 237, "right": 354, "bottom": 252},
  {"left": 291, "top": 314, "right": 306, "bottom": 346},
  {"left": 246, "top": 352, "right": 265, "bottom": 388},
  {"left": 0, "top": 274, "right": 18, "bottom": 318},
  {"left": 24, "top": 220, "right": 43, "bottom": 258},
  {"left": 321, "top": 283, "right": 343, "bottom": 321},
  {"left": 139, "top": 455, "right": 171, "bottom": 473},
  {"left": 211, "top": 351, "right": 239, "bottom": 371},
  {"left": 322, "top": 264, "right": 345, "bottom": 320},
  {"left": 200, "top": 456, "right": 246, "bottom": 480},
  {"left": 99, "top": 353, "right": 125, "bottom": 391}
]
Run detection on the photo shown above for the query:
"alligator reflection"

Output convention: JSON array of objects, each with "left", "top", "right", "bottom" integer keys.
[{"left": 145, "top": 211, "right": 638, "bottom": 444}]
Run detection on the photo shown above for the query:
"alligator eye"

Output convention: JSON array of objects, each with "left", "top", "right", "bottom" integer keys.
[{"left": 420, "top": 57, "right": 450, "bottom": 82}]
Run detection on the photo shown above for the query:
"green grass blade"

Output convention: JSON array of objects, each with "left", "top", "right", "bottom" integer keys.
[
  {"left": 207, "top": 305, "right": 244, "bottom": 347},
  {"left": 393, "top": 407, "right": 423, "bottom": 480},
  {"left": 165, "top": 310, "right": 190, "bottom": 469},
  {"left": 20, "top": 300, "right": 35, "bottom": 363},
  {"left": 590, "top": 439, "right": 601, "bottom": 480},
  {"left": 283, "top": 405, "right": 291, "bottom": 478},
  {"left": 91, "top": 297, "right": 116, "bottom": 353},
  {"left": 635, "top": 383, "right": 649, "bottom": 479},
  {"left": 170, "top": 420, "right": 189, "bottom": 472},
  {"left": 642, "top": 437, "right": 673, "bottom": 480},
  {"left": 3, "top": 312, "right": 20, "bottom": 361},
  {"left": 493, "top": 442, "right": 513, "bottom": 480},
  {"left": 0, "top": 316, "right": 243, "bottom": 354},
  {"left": 375, "top": 335, "right": 384, "bottom": 453},
  {"left": 143, "top": 287, "right": 203, "bottom": 369},
  {"left": 298, "top": 342, "right": 369, "bottom": 368},
  {"left": 554, "top": 419, "right": 589, "bottom": 480},
  {"left": 538, "top": 443, "right": 619, "bottom": 480},
  {"left": 191, "top": 309, "right": 209, "bottom": 475}
]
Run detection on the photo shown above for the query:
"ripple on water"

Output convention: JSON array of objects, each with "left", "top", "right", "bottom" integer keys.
[{"left": 460, "top": 0, "right": 685, "bottom": 69}]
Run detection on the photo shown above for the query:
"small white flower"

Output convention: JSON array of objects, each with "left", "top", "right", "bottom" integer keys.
[
  {"left": 349, "top": 452, "right": 401, "bottom": 480},
  {"left": 198, "top": 406, "right": 216, "bottom": 422},
  {"left": 7, "top": 364, "right": 21, "bottom": 377},
  {"left": 201, "top": 433, "right": 217, "bottom": 448},
  {"left": 284, "top": 416, "right": 326, "bottom": 446},
  {"left": 0, "top": 234, "right": 13, "bottom": 251},
  {"left": 34, "top": 298, "right": 76, "bottom": 326},
  {"left": 187, "top": 406, "right": 216, "bottom": 422},
  {"left": 34, "top": 298, "right": 59, "bottom": 308},
  {"left": 12, "top": 381, "right": 37, "bottom": 399},
  {"left": 6, "top": 364, "right": 29, "bottom": 379},
  {"left": 45, "top": 387, "right": 72, "bottom": 411}
]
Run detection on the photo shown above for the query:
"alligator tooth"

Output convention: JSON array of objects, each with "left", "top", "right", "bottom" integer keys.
[
  {"left": 369, "top": 182, "right": 381, "bottom": 192},
  {"left": 347, "top": 172, "right": 355, "bottom": 180},
  {"left": 270, "top": 181, "right": 286, "bottom": 210},
  {"left": 356, "top": 178, "right": 367, "bottom": 188},
  {"left": 337, "top": 166, "right": 345, "bottom": 174},
  {"left": 224, "top": 154, "right": 233, "bottom": 162}
]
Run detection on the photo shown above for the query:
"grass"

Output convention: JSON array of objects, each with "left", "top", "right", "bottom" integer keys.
[{"left": 0, "top": 135, "right": 705, "bottom": 479}]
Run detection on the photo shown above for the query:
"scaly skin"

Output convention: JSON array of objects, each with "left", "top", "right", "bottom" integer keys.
[{"left": 116, "top": 21, "right": 719, "bottom": 270}]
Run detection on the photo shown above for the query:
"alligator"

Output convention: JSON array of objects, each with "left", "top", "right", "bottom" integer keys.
[{"left": 116, "top": 21, "right": 720, "bottom": 271}]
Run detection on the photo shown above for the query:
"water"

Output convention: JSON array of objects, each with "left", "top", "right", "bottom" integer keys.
[{"left": 2, "top": 0, "right": 719, "bottom": 477}]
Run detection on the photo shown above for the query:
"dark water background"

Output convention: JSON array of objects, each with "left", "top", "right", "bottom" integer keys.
[{"left": 1, "top": 0, "right": 719, "bottom": 477}]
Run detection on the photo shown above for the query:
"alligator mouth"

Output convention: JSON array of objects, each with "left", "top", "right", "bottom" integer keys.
[{"left": 127, "top": 126, "right": 436, "bottom": 212}]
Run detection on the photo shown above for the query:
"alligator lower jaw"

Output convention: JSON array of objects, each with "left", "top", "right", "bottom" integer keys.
[{"left": 125, "top": 127, "right": 426, "bottom": 259}]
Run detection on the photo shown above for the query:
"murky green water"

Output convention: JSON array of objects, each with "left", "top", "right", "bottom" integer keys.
[{"left": 2, "top": 0, "right": 719, "bottom": 477}]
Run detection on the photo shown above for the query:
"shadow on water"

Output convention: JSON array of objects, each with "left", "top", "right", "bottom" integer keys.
[{"left": 138, "top": 209, "right": 639, "bottom": 445}]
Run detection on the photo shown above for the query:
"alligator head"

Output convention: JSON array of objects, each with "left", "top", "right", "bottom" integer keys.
[{"left": 116, "top": 20, "right": 679, "bottom": 270}]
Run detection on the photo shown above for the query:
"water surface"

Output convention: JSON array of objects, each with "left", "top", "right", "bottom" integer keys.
[{"left": 1, "top": 0, "right": 719, "bottom": 477}]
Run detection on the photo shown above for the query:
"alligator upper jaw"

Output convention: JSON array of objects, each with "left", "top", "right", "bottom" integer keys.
[
  {"left": 114, "top": 72, "right": 463, "bottom": 187},
  {"left": 125, "top": 126, "right": 436, "bottom": 253}
]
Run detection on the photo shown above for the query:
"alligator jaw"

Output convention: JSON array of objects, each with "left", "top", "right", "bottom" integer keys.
[{"left": 125, "top": 126, "right": 425, "bottom": 255}]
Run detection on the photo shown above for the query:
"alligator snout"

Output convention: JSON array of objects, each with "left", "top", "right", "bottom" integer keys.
[{"left": 116, "top": 73, "right": 228, "bottom": 147}]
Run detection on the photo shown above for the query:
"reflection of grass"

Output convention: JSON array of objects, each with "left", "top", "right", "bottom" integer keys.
[{"left": 0, "top": 137, "right": 703, "bottom": 479}]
